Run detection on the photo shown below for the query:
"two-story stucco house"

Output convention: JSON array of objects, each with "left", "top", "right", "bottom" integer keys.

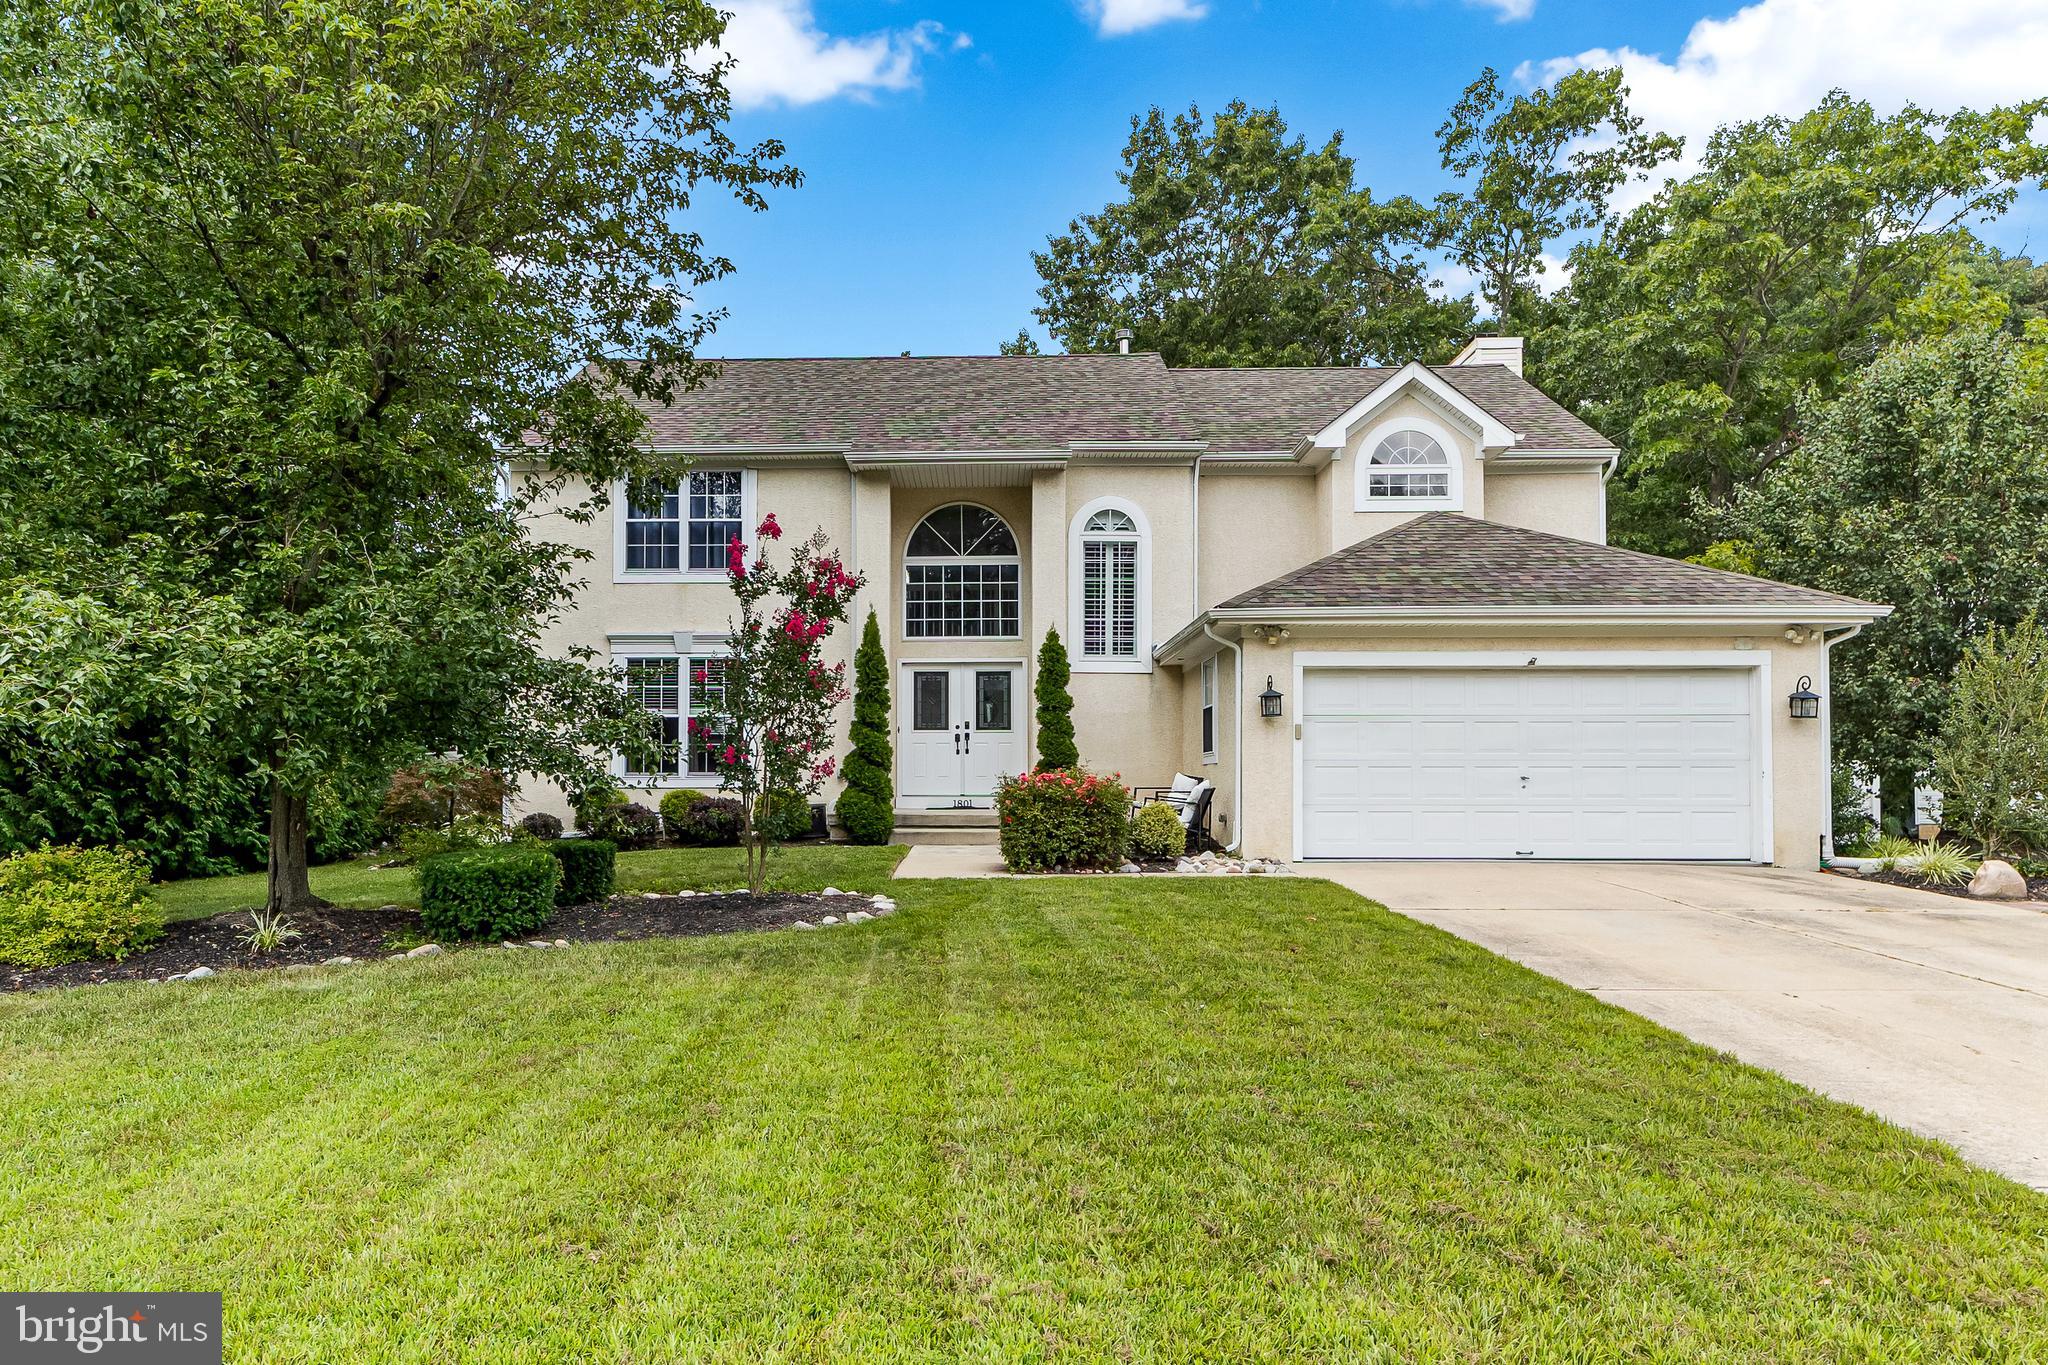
[{"left": 521, "top": 336, "right": 1888, "bottom": 868}]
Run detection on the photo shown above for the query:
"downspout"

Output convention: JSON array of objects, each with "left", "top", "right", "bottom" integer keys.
[
  {"left": 1190, "top": 458, "right": 1201, "bottom": 619},
  {"left": 1597, "top": 453, "right": 1618, "bottom": 543},
  {"left": 1201, "top": 620, "right": 1243, "bottom": 853},
  {"left": 1819, "top": 622, "right": 1866, "bottom": 861}
]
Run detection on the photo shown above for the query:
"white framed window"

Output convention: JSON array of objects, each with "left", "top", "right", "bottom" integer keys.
[
  {"left": 1200, "top": 656, "right": 1217, "bottom": 763},
  {"left": 612, "top": 635, "right": 731, "bottom": 786},
  {"left": 903, "top": 503, "right": 1022, "bottom": 639},
  {"left": 1067, "top": 496, "right": 1152, "bottom": 673},
  {"left": 616, "top": 469, "right": 753, "bottom": 581},
  {"left": 1353, "top": 417, "right": 1462, "bottom": 511}
]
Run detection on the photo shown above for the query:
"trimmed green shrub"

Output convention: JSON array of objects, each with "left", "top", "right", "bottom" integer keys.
[
  {"left": 659, "top": 788, "right": 708, "bottom": 839},
  {"left": 763, "top": 789, "right": 814, "bottom": 843},
  {"left": 996, "top": 769, "right": 1129, "bottom": 872},
  {"left": 581, "top": 795, "right": 659, "bottom": 850},
  {"left": 0, "top": 844, "right": 162, "bottom": 968},
  {"left": 516, "top": 811, "right": 564, "bottom": 841},
  {"left": 836, "top": 610, "right": 896, "bottom": 845},
  {"left": 417, "top": 842, "right": 560, "bottom": 942},
  {"left": 549, "top": 839, "right": 616, "bottom": 907},
  {"left": 572, "top": 783, "right": 624, "bottom": 834},
  {"left": 1130, "top": 801, "right": 1187, "bottom": 860},
  {"left": 1034, "top": 627, "right": 1079, "bottom": 772},
  {"left": 670, "top": 796, "right": 743, "bottom": 847}
]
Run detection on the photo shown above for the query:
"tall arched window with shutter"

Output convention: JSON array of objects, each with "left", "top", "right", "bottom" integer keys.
[{"left": 1068, "top": 499, "right": 1150, "bottom": 672}]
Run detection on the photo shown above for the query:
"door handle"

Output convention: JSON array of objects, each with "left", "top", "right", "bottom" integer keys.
[
  {"left": 953, "top": 728, "right": 961, "bottom": 755},
  {"left": 963, "top": 725, "right": 972, "bottom": 754}
]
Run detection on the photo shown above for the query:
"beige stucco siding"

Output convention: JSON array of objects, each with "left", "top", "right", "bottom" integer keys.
[
  {"left": 1196, "top": 473, "right": 1319, "bottom": 609},
  {"left": 1232, "top": 631, "right": 1831, "bottom": 868},
  {"left": 1316, "top": 391, "right": 1490, "bottom": 553},
  {"left": 1485, "top": 467, "right": 1607, "bottom": 544}
]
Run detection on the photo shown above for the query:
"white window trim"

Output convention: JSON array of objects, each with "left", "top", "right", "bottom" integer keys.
[
  {"left": 607, "top": 631, "right": 733, "bottom": 791},
  {"left": 1353, "top": 415, "right": 1464, "bottom": 513},
  {"left": 1067, "top": 495, "right": 1153, "bottom": 674},
  {"left": 612, "top": 468, "right": 757, "bottom": 584},
  {"left": 901, "top": 502, "right": 1024, "bottom": 642},
  {"left": 1200, "top": 656, "right": 1218, "bottom": 764}
]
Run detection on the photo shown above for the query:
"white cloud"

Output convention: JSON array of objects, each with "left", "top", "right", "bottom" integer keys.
[
  {"left": 1083, "top": 0, "right": 1208, "bottom": 38},
  {"left": 1469, "top": 0, "right": 1536, "bottom": 21},
  {"left": 1519, "top": 0, "right": 2048, "bottom": 208},
  {"left": 719, "top": 0, "right": 959, "bottom": 109}
]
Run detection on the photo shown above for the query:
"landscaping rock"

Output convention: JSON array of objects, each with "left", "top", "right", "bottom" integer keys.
[
  {"left": 846, "top": 910, "right": 873, "bottom": 923},
  {"left": 322, "top": 956, "right": 354, "bottom": 966},
  {"left": 822, "top": 886, "right": 844, "bottom": 896},
  {"left": 1118, "top": 862, "right": 1141, "bottom": 873},
  {"left": 180, "top": 966, "right": 215, "bottom": 980},
  {"left": 792, "top": 920, "right": 816, "bottom": 930},
  {"left": 405, "top": 943, "right": 444, "bottom": 958},
  {"left": 821, "top": 916, "right": 840, "bottom": 925},
  {"left": 1969, "top": 860, "right": 2029, "bottom": 900},
  {"left": 526, "top": 939, "right": 553, "bottom": 949},
  {"left": 553, "top": 939, "right": 569, "bottom": 948}
]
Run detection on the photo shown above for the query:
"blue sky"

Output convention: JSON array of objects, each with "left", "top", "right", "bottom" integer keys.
[{"left": 688, "top": 0, "right": 2048, "bottom": 357}]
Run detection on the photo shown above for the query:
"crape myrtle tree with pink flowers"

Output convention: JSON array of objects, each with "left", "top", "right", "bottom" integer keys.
[{"left": 689, "top": 514, "right": 863, "bottom": 894}]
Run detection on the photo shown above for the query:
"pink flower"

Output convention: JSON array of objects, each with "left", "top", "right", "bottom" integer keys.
[
  {"left": 722, "top": 744, "right": 737, "bottom": 765},
  {"left": 692, "top": 668, "right": 707, "bottom": 684},
  {"left": 726, "top": 535, "right": 747, "bottom": 580},
  {"left": 757, "top": 513, "right": 782, "bottom": 540}
]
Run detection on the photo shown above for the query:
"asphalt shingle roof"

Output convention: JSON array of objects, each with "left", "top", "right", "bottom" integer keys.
[
  {"left": 622, "top": 354, "right": 1614, "bottom": 455},
  {"left": 1214, "top": 513, "right": 1883, "bottom": 613}
]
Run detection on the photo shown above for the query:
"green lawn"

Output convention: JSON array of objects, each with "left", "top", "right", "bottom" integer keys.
[
  {"left": 150, "top": 843, "right": 909, "bottom": 921},
  {"left": 5, "top": 866, "right": 2044, "bottom": 1361}
]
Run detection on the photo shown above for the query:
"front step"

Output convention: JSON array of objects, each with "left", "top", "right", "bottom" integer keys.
[
  {"left": 896, "top": 826, "right": 1001, "bottom": 846},
  {"left": 894, "top": 807, "right": 996, "bottom": 828},
  {"left": 893, "top": 807, "right": 999, "bottom": 845}
]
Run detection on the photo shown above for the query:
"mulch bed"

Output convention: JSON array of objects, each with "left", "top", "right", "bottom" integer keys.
[
  {"left": 1827, "top": 867, "right": 2048, "bottom": 904},
  {"left": 2, "top": 891, "right": 883, "bottom": 994}
]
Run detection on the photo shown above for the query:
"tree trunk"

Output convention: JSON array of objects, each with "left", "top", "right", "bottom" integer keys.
[{"left": 266, "top": 780, "right": 332, "bottom": 915}]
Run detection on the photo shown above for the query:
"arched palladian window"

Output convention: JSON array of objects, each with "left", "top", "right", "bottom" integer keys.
[
  {"left": 1364, "top": 429, "right": 1451, "bottom": 501},
  {"left": 903, "top": 504, "right": 1021, "bottom": 638},
  {"left": 1068, "top": 498, "right": 1150, "bottom": 671}
]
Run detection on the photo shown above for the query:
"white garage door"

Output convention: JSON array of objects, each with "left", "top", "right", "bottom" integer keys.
[{"left": 1299, "top": 667, "right": 1758, "bottom": 860}]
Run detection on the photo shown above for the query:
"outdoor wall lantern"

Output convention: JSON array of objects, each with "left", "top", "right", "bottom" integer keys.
[
  {"left": 1789, "top": 676, "right": 1821, "bottom": 720},
  {"left": 1259, "top": 676, "right": 1284, "bottom": 719}
]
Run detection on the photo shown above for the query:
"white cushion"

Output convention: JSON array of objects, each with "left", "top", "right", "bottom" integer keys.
[
  {"left": 1175, "top": 781, "right": 1212, "bottom": 827},
  {"left": 1167, "top": 772, "right": 1201, "bottom": 799}
]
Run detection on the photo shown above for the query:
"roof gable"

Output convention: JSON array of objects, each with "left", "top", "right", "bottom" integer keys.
[{"left": 1306, "top": 362, "right": 1517, "bottom": 451}]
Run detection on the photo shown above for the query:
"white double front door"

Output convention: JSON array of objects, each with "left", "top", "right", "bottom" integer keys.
[{"left": 899, "top": 663, "right": 1026, "bottom": 804}]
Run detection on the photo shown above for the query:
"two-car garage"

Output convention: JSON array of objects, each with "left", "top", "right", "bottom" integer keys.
[{"left": 1296, "top": 659, "right": 1765, "bottom": 861}]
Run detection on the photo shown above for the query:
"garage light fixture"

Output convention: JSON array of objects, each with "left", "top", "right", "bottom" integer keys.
[
  {"left": 1789, "top": 676, "right": 1820, "bottom": 720},
  {"left": 1259, "top": 676, "right": 1283, "bottom": 719}
]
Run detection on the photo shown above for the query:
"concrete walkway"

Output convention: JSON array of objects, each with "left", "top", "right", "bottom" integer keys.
[
  {"left": 894, "top": 843, "right": 1010, "bottom": 878},
  {"left": 1315, "top": 862, "right": 2048, "bottom": 1191}
]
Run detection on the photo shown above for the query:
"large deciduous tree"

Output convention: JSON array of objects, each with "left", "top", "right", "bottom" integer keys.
[
  {"left": 1030, "top": 102, "right": 1473, "bottom": 366},
  {"left": 0, "top": 0, "right": 797, "bottom": 911},
  {"left": 1431, "top": 65, "right": 1678, "bottom": 328},
  {"left": 1722, "top": 329, "right": 2048, "bottom": 828},
  {"left": 1536, "top": 92, "right": 2048, "bottom": 557}
]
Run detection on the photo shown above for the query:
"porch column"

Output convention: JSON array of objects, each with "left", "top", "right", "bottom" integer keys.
[
  {"left": 851, "top": 469, "right": 893, "bottom": 649},
  {"left": 1029, "top": 469, "right": 1068, "bottom": 761}
]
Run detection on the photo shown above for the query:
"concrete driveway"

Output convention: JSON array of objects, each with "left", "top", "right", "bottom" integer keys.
[{"left": 1314, "top": 862, "right": 2048, "bottom": 1191}]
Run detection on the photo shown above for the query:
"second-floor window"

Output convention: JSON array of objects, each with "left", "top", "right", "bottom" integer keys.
[
  {"left": 903, "top": 503, "right": 1021, "bottom": 638},
  {"left": 1079, "top": 508, "right": 1139, "bottom": 659},
  {"left": 624, "top": 470, "right": 745, "bottom": 573},
  {"left": 1364, "top": 430, "right": 1450, "bottom": 501}
]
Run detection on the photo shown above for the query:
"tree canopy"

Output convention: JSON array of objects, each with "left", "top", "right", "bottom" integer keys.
[
  {"left": 1722, "top": 329, "right": 2048, "bottom": 813},
  {"left": 0, "top": 0, "right": 796, "bottom": 908},
  {"left": 1432, "top": 65, "right": 1678, "bottom": 328},
  {"left": 1535, "top": 92, "right": 2048, "bottom": 556},
  {"left": 1030, "top": 101, "right": 1474, "bottom": 367}
]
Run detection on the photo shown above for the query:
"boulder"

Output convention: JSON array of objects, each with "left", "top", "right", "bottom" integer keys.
[
  {"left": 181, "top": 965, "right": 216, "bottom": 980},
  {"left": 1968, "top": 859, "right": 2030, "bottom": 900},
  {"left": 405, "top": 943, "right": 444, "bottom": 958},
  {"left": 792, "top": 920, "right": 816, "bottom": 930},
  {"left": 846, "top": 910, "right": 874, "bottom": 923},
  {"left": 322, "top": 956, "right": 354, "bottom": 966}
]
